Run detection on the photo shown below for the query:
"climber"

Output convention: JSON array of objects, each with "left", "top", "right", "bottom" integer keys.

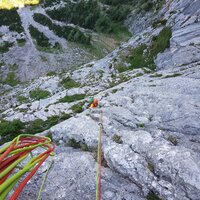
[
  {"left": 90, "top": 98, "right": 99, "bottom": 108},
  {"left": 83, "top": 97, "right": 99, "bottom": 110}
]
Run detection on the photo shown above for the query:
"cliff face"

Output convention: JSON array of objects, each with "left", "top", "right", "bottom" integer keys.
[{"left": 1, "top": 0, "right": 200, "bottom": 200}]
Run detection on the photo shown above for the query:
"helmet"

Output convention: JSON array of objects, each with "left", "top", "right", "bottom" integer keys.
[{"left": 93, "top": 99, "right": 98, "bottom": 104}]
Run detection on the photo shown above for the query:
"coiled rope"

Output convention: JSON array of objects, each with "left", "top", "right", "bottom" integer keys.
[{"left": 0, "top": 134, "right": 55, "bottom": 200}]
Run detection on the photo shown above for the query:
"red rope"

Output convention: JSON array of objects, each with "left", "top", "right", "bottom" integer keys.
[
  {"left": 96, "top": 110, "right": 103, "bottom": 200},
  {"left": 0, "top": 135, "right": 55, "bottom": 200}
]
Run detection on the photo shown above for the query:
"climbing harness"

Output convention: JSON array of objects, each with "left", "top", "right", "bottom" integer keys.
[
  {"left": 96, "top": 110, "right": 103, "bottom": 200},
  {"left": 0, "top": 134, "right": 55, "bottom": 200}
]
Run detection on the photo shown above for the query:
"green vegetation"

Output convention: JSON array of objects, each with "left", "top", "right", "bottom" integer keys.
[
  {"left": 4, "top": 72, "right": 19, "bottom": 86},
  {"left": 47, "top": 71, "right": 57, "bottom": 76},
  {"left": 26, "top": 114, "right": 70, "bottom": 134},
  {"left": 59, "top": 94, "right": 85, "bottom": 103},
  {"left": 9, "top": 63, "right": 18, "bottom": 71},
  {"left": 33, "top": 13, "right": 91, "bottom": 44},
  {"left": 167, "top": 136, "right": 178, "bottom": 146},
  {"left": 111, "top": 89, "right": 118, "bottom": 94},
  {"left": 17, "top": 95, "right": 28, "bottom": 103},
  {"left": 60, "top": 77, "right": 81, "bottom": 89},
  {"left": 0, "top": 9, "right": 24, "bottom": 33},
  {"left": 152, "top": 19, "right": 167, "bottom": 29},
  {"left": 147, "top": 191, "right": 161, "bottom": 200},
  {"left": 112, "top": 134, "right": 123, "bottom": 144},
  {"left": 71, "top": 102, "right": 84, "bottom": 113},
  {"left": 0, "top": 119, "right": 24, "bottom": 137},
  {"left": 0, "top": 42, "right": 13, "bottom": 54},
  {"left": 163, "top": 73, "right": 182, "bottom": 78},
  {"left": 134, "top": 73, "right": 144, "bottom": 78},
  {"left": 136, "top": 123, "right": 145, "bottom": 128},
  {"left": 150, "top": 73, "right": 163, "bottom": 78},
  {"left": 129, "top": 44, "right": 150, "bottom": 69},
  {"left": 115, "top": 65, "right": 129, "bottom": 73},
  {"left": 29, "top": 88, "right": 50, "bottom": 100},
  {"left": 67, "top": 138, "right": 89, "bottom": 151},
  {"left": 150, "top": 27, "right": 172, "bottom": 56},
  {"left": 0, "top": 113, "right": 71, "bottom": 145},
  {"left": 42, "top": 0, "right": 61, "bottom": 7},
  {"left": 17, "top": 38, "right": 26, "bottom": 47},
  {"left": 117, "top": 27, "right": 172, "bottom": 72},
  {"left": 147, "top": 162, "right": 155, "bottom": 173},
  {"left": 29, "top": 25, "right": 52, "bottom": 48},
  {"left": 45, "top": 0, "right": 130, "bottom": 35}
]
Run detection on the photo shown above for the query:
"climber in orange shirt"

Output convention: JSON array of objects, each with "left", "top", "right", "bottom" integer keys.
[{"left": 90, "top": 98, "right": 99, "bottom": 108}]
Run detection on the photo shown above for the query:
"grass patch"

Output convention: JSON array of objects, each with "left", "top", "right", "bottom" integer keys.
[
  {"left": 59, "top": 94, "right": 85, "bottom": 103},
  {"left": 163, "top": 73, "right": 182, "bottom": 78},
  {"left": 167, "top": 136, "right": 178, "bottom": 146},
  {"left": 0, "top": 41, "right": 13, "bottom": 54},
  {"left": 112, "top": 134, "right": 123, "bottom": 144},
  {"left": 128, "top": 27, "right": 172, "bottom": 71},
  {"left": 150, "top": 73, "right": 163, "bottom": 78},
  {"left": 115, "top": 64, "right": 129, "bottom": 73},
  {"left": 4, "top": 72, "right": 19, "bottom": 86},
  {"left": 9, "top": 63, "right": 18, "bottom": 71},
  {"left": 147, "top": 191, "right": 161, "bottom": 200},
  {"left": 129, "top": 44, "right": 150, "bottom": 69},
  {"left": 17, "top": 95, "right": 28, "bottom": 103},
  {"left": 17, "top": 38, "right": 26, "bottom": 47},
  {"left": 147, "top": 162, "right": 155, "bottom": 173},
  {"left": 0, "top": 119, "right": 24, "bottom": 137},
  {"left": 60, "top": 77, "right": 81, "bottom": 89},
  {"left": 71, "top": 102, "right": 85, "bottom": 113},
  {"left": 111, "top": 89, "right": 118, "bottom": 94},
  {"left": 27, "top": 113, "right": 71, "bottom": 135},
  {"left": 29, "top": 88, "right": 50, "bottom": 100},
  {"left": 134, "top": 73, "right": 144, "bottom": 78},
  {"left": 0, "top": 119, "right": 25, "bottom": 145},
  {"left": 150, "top": 27, "right": 172, "bottom": 56},
  {"left": 136, "top": 123, "right": 145, "bottom": 128},
  {"left": 47, "top": 71, "right": 57, "bottom": 76},
  {"left": 67, "top": 138, "right": 89, "bottom": 151}
]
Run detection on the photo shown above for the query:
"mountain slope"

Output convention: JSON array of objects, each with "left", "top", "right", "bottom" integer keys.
[{"left": 1, "top": 0, "right": 200, "bottom": 200}]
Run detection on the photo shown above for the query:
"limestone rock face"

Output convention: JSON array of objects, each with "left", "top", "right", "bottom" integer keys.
[
  {"left": 1, "top": 0, "right": 200, "bottom": 200},
  {"left": 155, "top": 0, "right": 200, "bottom": 70},
  {"left": 18, "top": 147, "right": 145, "bottom": 200}
]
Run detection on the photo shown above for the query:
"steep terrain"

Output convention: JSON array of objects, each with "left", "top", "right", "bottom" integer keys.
[
  {"left": 0, "top": 0, "right": 200, "bottom": 200},
  {"left": 0, "top": 0, "right": 131, "bottom": 82}
]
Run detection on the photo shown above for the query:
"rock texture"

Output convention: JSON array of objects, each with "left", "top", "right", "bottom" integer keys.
[
  {"left": 1, "top": 0, "right": 200, "bottom": 200},
  {"left": 155, "top": 0, "right": 200, "bottom": 70},
  {"left": 18, "top": 147, "right": 145, "bottom": 200}
]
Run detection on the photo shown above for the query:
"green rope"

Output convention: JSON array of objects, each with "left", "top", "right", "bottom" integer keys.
[{"left": 37, "top": 158, "right": 53, "bottom": 200}]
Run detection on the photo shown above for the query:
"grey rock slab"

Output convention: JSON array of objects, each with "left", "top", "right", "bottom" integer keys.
[
  {"left": 51, "top": 114, "right": 100, "bottom": 147},
  {"left": 19, "top": 148, "right": 145, "bottom": 200}
]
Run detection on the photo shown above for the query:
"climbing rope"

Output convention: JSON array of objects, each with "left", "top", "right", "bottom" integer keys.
[
  {"left": 0, "top": 134, "right": 55, "bottom": 200},
  {"left": 96, "top": 110, "right": 103, "bottom": 200},
  {"left": 37, "top": 157, "right": 53, "bottom": 200}
]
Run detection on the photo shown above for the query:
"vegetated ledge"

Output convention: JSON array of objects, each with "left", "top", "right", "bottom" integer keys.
[
  {"left": 0, "top": 113, "right": 71, "bottom": 145},
  {"left": 115, "top": 26, "right": 172, "bottom": 73}
]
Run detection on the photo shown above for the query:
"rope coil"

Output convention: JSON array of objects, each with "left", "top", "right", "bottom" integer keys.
[{"left": 0, "top": 134, "right": 55, "bottom": 200}]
